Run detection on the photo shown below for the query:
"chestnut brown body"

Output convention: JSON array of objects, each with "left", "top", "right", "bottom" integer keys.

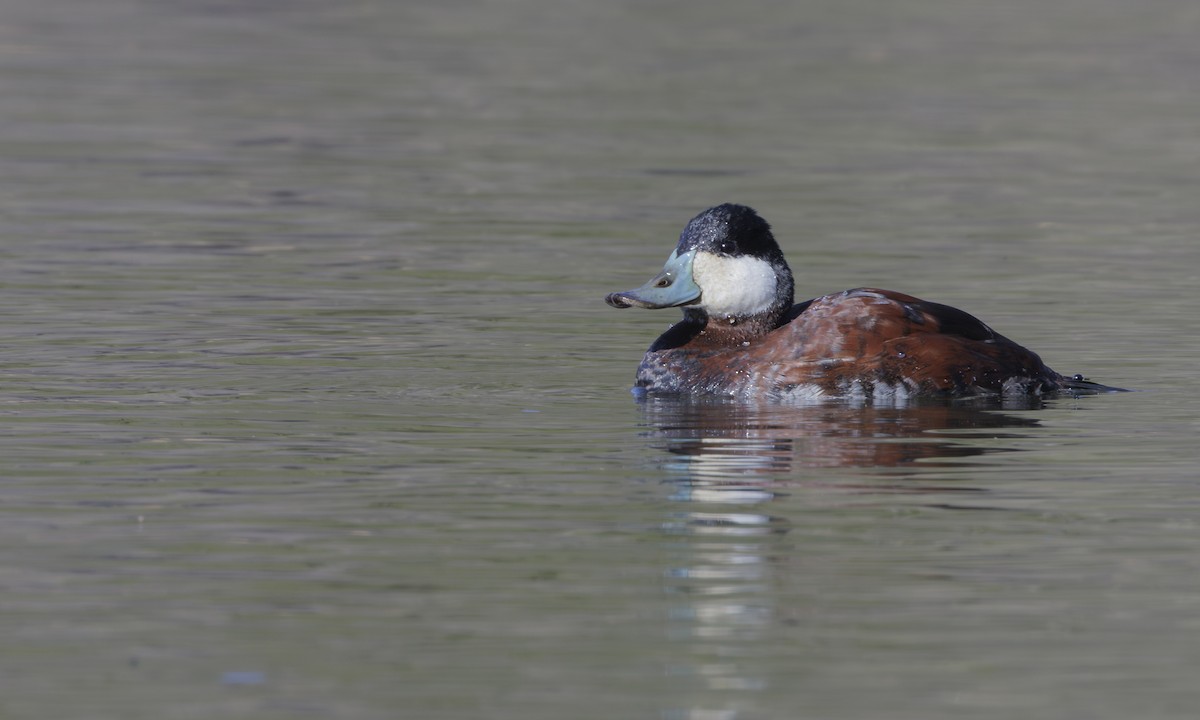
[{"left": 634, "top": 287, "right": 1065, "bottom": 400}]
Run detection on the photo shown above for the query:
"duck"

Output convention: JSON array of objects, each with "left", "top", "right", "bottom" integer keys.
[{"left": 606, "top": 203, "right": 1116, "bottom": 401}]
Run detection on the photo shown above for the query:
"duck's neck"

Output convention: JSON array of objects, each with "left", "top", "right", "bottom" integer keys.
[{"left": 683, "top": 307, "right": 787, "bottom": 346}]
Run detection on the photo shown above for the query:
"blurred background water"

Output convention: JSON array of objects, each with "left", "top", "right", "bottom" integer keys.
[{"left": 2, "top": 1, "right": 1199, "bottom": 718}]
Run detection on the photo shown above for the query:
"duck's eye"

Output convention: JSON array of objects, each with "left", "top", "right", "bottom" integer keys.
[{"left": 655, "top": 277, "right": 672, "bottom": 288}]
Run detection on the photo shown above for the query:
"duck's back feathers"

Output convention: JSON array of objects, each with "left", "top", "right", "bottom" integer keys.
[{"left": 636, "top": 288, "right": 1065, "bottom": 400}]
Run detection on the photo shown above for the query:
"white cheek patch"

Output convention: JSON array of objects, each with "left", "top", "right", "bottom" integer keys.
[{"left": 691, "top": 252, "right": 778, "bottom": 317}]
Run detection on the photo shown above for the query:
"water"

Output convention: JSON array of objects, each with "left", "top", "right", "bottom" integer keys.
[{"left": 2, "top": 0, "right": 1199, "bottom": 718}]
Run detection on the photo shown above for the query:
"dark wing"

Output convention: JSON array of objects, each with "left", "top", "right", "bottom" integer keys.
[{"left": 773, "top": 288, "right": 1063, "bottom": 395}]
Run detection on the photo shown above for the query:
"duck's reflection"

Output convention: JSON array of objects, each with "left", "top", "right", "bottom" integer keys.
[
  {"left": 649, "top": 396, "right": 1046, "bottom": 719},
  {"left": 645, "top": 395, "right": 1044, "bottom": 477}
]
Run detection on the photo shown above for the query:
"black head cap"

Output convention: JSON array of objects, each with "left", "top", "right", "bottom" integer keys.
[{"left": 676, "top": 204, "right": 784, "bottom": 263}]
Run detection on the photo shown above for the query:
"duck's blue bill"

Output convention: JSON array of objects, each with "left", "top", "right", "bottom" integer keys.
[{"left": 605, "top": 248, "right": 701, "bottom": 309}]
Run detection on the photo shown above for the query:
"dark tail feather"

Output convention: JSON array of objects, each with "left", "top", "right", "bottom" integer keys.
[{"left": 1061, "top": 373, "right": 1129, "bottom": 394}]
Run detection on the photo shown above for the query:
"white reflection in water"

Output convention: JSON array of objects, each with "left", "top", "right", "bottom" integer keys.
[{"left": 660, "top": 435, "right": 779, "bottom": 716}]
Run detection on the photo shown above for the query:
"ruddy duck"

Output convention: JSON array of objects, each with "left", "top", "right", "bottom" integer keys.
[{"left": 607, "top": 203, "right": 1115, "bottom": 401}]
